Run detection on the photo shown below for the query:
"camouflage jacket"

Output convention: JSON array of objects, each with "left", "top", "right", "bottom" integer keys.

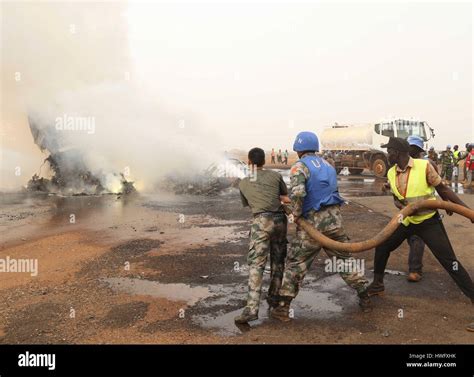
[
  {"left": 440, "top": 150, "right": 454, "bottom": 167},
  {"left": 289, "top": 153, "right": 314, "bottom": 218},
  {"left": 427, "top": 151, "right": 438, "bottom": 164}
]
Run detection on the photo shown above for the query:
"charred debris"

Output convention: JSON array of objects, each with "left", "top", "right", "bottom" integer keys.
[{"left": 26, "top": 116, "right": 136, "bottom": 196}]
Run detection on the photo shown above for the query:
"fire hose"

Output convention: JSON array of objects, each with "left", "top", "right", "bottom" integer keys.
[{"left": 284, "top": 200, "right": 474, "bottom": 254}]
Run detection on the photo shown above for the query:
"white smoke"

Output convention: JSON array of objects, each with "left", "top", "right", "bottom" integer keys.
[
  {"left": 27, "top": 81, "right": 221, "bottom": 192},
  {"left": 1, "top": 1, "right": 223, "bottom": 192}
]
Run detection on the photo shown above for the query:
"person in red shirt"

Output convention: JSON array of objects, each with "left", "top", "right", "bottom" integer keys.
[
  {"left": 270, "top": 148, "right": 276, "bottom": 164},
  {"left": 464, "top": 144, "right": 474, "bottom": 188}
]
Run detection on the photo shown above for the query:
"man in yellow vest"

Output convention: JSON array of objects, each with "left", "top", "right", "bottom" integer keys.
[
  {"left": 368, "top": 137, "right": 474, "bottom": 332},
  {"left": 453, "top": 145, "right": 461, "bottom": 185}
]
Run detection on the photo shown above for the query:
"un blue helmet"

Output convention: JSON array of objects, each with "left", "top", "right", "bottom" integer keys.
[
  {"left": 407, "top": 135, "right": 425, "bottom": 151},
  {"left": 293, "top": 131, "right": 320, "bottom": 152}
]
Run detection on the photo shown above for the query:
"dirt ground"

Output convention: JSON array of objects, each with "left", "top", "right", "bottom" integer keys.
[{"left": 0, "top": 181, "right": 473, "bottom": 344}]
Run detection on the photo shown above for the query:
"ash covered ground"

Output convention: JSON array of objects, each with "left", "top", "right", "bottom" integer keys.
[{"left": 1, "top": 179, "right": 473, "bottom": 344}]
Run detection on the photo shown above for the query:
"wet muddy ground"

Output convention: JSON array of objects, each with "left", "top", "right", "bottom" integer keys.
[{"left": 0, "top": 177, "right": 473, "bottom": 344}]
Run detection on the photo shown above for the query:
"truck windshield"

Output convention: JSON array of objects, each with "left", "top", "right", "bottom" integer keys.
[
  {"left": 395, "top": 120, "right": 427, "bottom": 140},
  {"left": 377, "top": 120, "right": 427, "bottom": 140}
]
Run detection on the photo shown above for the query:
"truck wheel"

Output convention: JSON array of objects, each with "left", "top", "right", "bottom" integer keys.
[
  {"left": 349, "top": 168, "right": 363, "bottom": 175},
  {"left": 372, "top": 159, "right": 387, "bottom": 177}
]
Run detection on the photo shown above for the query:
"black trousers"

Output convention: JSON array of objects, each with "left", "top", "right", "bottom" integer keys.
[
  {"left": 407, "top": 235, "right": 425, "bottom": 273},
  {"left": 374, "top": 213, "right": 474, "bottom": 301}
]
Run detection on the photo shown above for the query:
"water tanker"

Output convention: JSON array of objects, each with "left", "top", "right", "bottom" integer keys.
[{"left": 320, "top": 119, "right": 435, "bottom": 177}]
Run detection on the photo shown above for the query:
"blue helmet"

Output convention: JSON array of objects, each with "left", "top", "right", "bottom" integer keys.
[
  {"left": 293, "top": 131, "right": 319, "bottom": 152},
  {"left": 407, "top": 135, "right": 425, "bottom": 150}
]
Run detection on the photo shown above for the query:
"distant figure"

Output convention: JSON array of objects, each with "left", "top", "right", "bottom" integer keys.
[
  {"left": 283, "top": 149, "right": 289, "bottom": 165},
  {"left": 463, "top": 143, "right": 470, "bottom": 182},
  {"left": 271, "top": 148, "right": 276, "bottom": 164},
  {"left": 453, "top": 145, "right": 460, "bottom": 184},
  {"left": 440, "top": 145, "right": 455, "bottom": 184},
  {"left": 453, "top": 145, "right": 460, "bottom": 161},
  {"left": 465, "top": 144, "right": 474, "bottom": 188},
  {"left": 428, "top": 146, "right": 438, "bottom": 164},
  {"left": 277, "top": 149, "right": 282, "bottom": 164}
]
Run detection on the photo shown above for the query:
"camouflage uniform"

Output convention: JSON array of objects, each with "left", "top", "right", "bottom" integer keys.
[
  {"left": 428, "top": 151, "right": 438, "bottom": 164},
  {"left": 245, "top": 213, "right": 287, "bottom": 314},
  {"left": 278, "top": 159, "right": 368, "bottom": 299},
  {"left": 440, "top": 150, "right": 454, "bottom": 182}
]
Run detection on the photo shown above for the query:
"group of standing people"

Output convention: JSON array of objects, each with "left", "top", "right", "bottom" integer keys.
[
  {"left": 236, "top": 131, "right": 474, "bottom": 332},
  {"left": 270, "top": 148, "right": 289, "bottom": 165},
  {"left": 406, "top": 139, "right": 474, "bottom": 283},
  {"left": 429, "top": 143, "right": 474, "bottom": 187}
]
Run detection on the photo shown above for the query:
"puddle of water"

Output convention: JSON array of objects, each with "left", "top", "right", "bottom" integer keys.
[
  {"left": 368, "top": 269, "right": 406, "bottom": 276},
  {"left": 293, "top": 274, "right": 354, "bottom": 316},
  {"left": 338, "top": 177, "right": 388, "bottom": 197},
  {"left": 293, "top": 291, "right": 344, "bottom": 315},
  {"left": 102, "top": 272, "right": 363, "bottom": 337},
  {"left": 199, "top": 216, "right": 247, "bottom": 226},
  {"left": 384, "top": 269, "right": 406, "bottom": 276},
  {"left": 193, "top": 274, "right": 354, "bottom": 336},
  {"left": 273, "top": 169, "right": 473, "bottom": 197},
  {"left": 198, "top": 283, "right": 246, "bottom": 308},
  {"left": 103, "top": 277, "right": 213, "bottom": 306},
  {"left": 194, "top": 305, "right": 270, "bottom": 336}
]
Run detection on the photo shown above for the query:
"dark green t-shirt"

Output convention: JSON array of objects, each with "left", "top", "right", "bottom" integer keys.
[{"left": 239, "top": 169, "right": 288, "bottom": 214}]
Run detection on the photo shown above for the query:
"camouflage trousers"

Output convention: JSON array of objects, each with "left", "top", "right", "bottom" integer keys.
[
  {"left": 245, "top": 213, "right": 288, "bottom": 314},
  {"left": 441, "top": 165, "right": 453, "bottom": 181},
  {"left": 279, "top": 205, "right": 368, "bottom": 299}
]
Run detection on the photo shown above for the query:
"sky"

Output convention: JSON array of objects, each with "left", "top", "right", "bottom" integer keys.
[
  {"left": 126, "top": 0, "right": 474, "bottom": 150},
  {"left": 1, "top": 0, "right": 473, "bottom": 189}
]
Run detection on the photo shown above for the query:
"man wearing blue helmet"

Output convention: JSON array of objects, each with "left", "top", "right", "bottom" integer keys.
[{"left": 272, "top": 131, "right": 371, "bottom": 321}]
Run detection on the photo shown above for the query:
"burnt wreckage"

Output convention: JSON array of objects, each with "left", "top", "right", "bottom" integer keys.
[
  {"left": 164, "top": 158, "right": 248, "bottom": 196},
  {"left": 26, "top": 116, "right": 135, "bottom": 195}
]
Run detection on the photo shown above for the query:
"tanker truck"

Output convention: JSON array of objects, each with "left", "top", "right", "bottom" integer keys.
[{"left": 320, "top": 119, "right": 435, "bottom": 178}]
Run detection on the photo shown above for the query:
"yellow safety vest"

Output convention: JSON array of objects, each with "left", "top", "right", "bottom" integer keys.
[
  {"left": 453, "top": 150, "right": 460, "bottom": 165},
  {"left": 387, "top": 159, "right": 436, "bottom": 226}
]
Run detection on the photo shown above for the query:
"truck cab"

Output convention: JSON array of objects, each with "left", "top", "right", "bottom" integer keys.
[
  {"left": 368, "top": 119, "right": 433, "bottom": 177},
  {"left": 374, "top": 119, "right": 431, "bottom": 148}
]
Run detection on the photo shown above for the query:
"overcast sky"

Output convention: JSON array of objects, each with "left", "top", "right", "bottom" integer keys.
[
  {"left": 1, "top": 1, "right": 473, "bottom": 189},
  {"left": 127, "top": 1, "right": 473, "bottom": 150}
]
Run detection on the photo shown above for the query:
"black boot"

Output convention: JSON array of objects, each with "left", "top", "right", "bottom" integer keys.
[{"left": 367, "top": 273, "right": 385, "bottom": 297}]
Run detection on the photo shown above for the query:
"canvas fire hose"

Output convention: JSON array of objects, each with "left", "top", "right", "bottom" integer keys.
[{"left": 284, "top": 200, "right": 474, "bottom": 254}]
